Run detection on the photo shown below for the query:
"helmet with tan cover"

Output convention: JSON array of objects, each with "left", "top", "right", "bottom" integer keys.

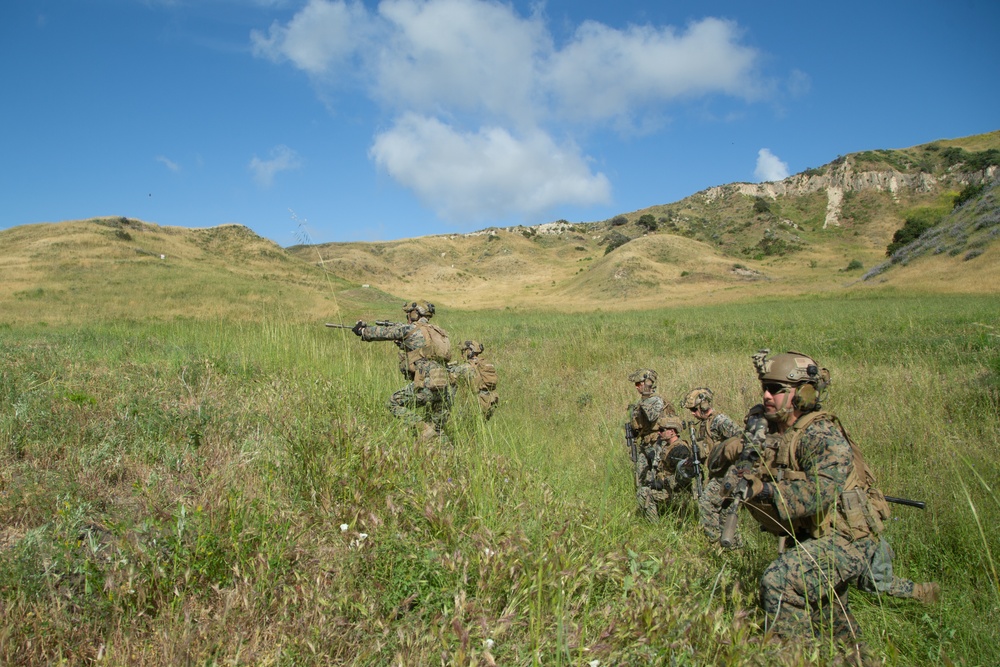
[
  {"left": 628, "top": 368, "right": 658, "bottom": 393},
  {"left": 461, "top": 340, "right": 484, "bottom": 356},
  {"left": 683, "top": 387, "right": 714, "bottom": 411},
  {"left": 403, "top": 301, "right": 436, "bottom": 318},
  {"left": 655, "top": 413, "right": 684, "bottom": 434},
  {"left": 753, "top": 349, "right": 830, "bottom": 412}
]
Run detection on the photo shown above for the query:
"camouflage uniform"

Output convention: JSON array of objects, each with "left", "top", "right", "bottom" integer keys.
[
  {"left": 626, "top": 369, "right": 678, "bottom": 520},
  {"left": 449, "top": 340, "right": 499, "bottom": 420},
  {"left": 749, "top": 415, "right": 879, "bottom": 643},
  {"left": 740, "top": 349, "right": 938, "bottom": 654},
  {"left": 357, "top": 302, "right": 452, "bottom": 439},
  {"left": 698, "top": 412, "right": 766, "bottom": 546},
  {"left": 636, "top": 415, "right": 691, "bottom": 520}
]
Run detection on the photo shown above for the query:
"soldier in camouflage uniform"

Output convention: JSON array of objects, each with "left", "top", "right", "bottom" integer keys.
[
  {"left": 353, "top": 301, "right": 452, "bottom": 442},
  {"left": 627, "top": 369, "right": 678, "bottom": 520},
  {"left": 682, "top": 387, "right": 747, "bottom": 546},
  {"left": 636, "top": 414, "right": 695, "bottom": 519},
  {"left": 448, "top": 340, "right": 499, "bottom": 420},
  {"left": 733, "top": 350, "right": 938, "bottom": 659}
]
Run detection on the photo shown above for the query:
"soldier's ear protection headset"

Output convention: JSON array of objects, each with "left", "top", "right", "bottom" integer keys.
[{"left": 791, "top": 364, "right": 830, "bottom": 411}]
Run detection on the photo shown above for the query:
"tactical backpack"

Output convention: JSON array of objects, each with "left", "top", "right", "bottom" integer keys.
[{"left": 475, "top": 359, "right": 498, "bottom": 391}]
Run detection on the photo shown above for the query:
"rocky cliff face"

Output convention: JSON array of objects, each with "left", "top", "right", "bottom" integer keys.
[{"left": 701, "top": 159, "right": 998, "bottom": 228}]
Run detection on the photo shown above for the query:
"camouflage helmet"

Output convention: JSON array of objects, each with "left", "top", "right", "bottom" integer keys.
[
  {"left": 655, "top": 413, "right": 684, "bottom": 433},
  {"left": 403, "top": 301, "right": 435, "bottom": 318},
  {"left": 753, "top": 349, "right": 825, "bottom": 385},
  {"left": 752, "top": 349, "right": 831, "bottom": 412},
  {"left": 461, "top": 340, "right": 484, "bottom": 355},
  {"left": 628, "top": 368, "right": 658, "bottom": 389},
  {"left": 683, "top": 387, "right": 714, "bottom": 411}
]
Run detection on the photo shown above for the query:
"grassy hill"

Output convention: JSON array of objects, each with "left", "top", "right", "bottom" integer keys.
[
  {"left": 1, "top": 133, "right": 999, "bottom": 666},
  {"left": 288, "top": 131, "right": 1000, "bottom": 311}
]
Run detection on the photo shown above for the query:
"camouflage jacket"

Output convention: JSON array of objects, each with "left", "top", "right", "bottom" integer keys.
[
  {"left": 629, "top": 395, "right": 676, "bottom": 445},
  {"left": 746, "top": 412, "right": 852, "bottom": 538},
  {"left": 361, "top": 318, "right": 449, "bottom": 379}
]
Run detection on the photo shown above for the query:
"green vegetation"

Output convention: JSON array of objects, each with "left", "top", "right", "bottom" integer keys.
[
  {"left": 603, "top": 231, "right": 630, "bottom": 255},
  {"left": 886, "top": 205, "right": 950, "bottom": 257},
  {"left": 1, "top": 295, "right": 998, "bottom": 665},
  {"left": 636, "top": 214, "right": 658, "bottom": 232}
]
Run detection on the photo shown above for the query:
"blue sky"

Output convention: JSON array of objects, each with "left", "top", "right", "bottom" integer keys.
[{"left": 3, "top": 0, "right": 998, "bottom": 246}]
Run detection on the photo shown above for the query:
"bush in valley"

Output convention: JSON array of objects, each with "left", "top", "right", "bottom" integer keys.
[{"left": 844, "top": 259, "right": 864, "bottom": 271}]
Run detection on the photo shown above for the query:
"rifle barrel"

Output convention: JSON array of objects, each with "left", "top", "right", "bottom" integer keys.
[
  {"left": 325, "top": 323, "right": 352, "bottom": 329},
  {"left": 884, "top": 496, "right": 926, "bottom": 510}
]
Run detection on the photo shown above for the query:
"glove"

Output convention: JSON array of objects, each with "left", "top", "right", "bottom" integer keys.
[
  {"left": 740, "top": 471, "right": 773, "bottom": 502},
  {"left": 675, "top": 458, "right": 696, "bottom": 480},
  {"left": 351, "top": 320, "right": 366, "bottom": 336}
]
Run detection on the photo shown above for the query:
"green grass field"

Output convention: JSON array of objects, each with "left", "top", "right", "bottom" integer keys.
[{"left": 1, "top": 293, "right": 998, "bottom": 665}]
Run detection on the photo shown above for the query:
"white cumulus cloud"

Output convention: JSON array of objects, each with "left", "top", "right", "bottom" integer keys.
[
  {"left": 754, "top": 148, "right": 789, "bottom": 182},
  {"left": 249, "top": 145, "right": 302, "bottom": 187},
  {"left": 252, "top": 0, "right": 775, "bottom": 222},
  {"left": 370, "top": 113, "right": 610, "bottom": 222}
]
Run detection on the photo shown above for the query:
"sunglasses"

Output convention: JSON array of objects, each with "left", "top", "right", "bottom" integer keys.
[{"left": 762, "top": 382, "right": 794, "bottom": 395}]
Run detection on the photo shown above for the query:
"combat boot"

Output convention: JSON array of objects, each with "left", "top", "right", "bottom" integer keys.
[{"left": 911, "top": 582, "right": 940, "bottom": 604}]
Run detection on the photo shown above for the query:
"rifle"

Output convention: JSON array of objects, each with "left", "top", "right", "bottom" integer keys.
[
  {"left": 688, "top": 424, "right": 704, "bottom": 498},
  {"left": 885, "top": 496, "right": 926, "bottom": 510},
  {"left": 720, "top": 476, "right": 748, "bottom": 549},
  {"left": 625, "top": 423, "right": 640, "bottom": 488},
  {"left": 325, "top": 319, "right": 398, "bottom": 329},
  {"left": 720, "top": 479, "right": 927, "bottom": 550}
]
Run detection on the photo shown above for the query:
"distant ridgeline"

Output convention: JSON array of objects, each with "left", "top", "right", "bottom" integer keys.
[{"left": 569, "top": 136, "right": 1000, "bottom": 262}]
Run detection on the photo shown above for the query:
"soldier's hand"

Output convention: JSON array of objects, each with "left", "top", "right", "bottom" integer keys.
[
  {"left": 741, "top": 471, "right": 773, "bottom": 502},
  {"left": 352, "top": 320, "right": 366, "bottom": 336}
]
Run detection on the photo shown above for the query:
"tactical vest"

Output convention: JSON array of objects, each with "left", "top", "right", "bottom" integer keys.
[
  {"left": 404, "top": 322, "right": 451, "bottom": 389},
  {"left": 746, "top": 410, "right": 890, "bottom": 541},
  {"left": 404, "top": 321, "right": 451, "bottom": 370},
  {"left": 631, "top": 396, "right": 666, "bottom": 445}
]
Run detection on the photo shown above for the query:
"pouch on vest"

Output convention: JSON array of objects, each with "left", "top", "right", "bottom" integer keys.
[
  {"left": 424, "top": 366, "right": 450, "bottom": 390},
  {"left": 477, "top": 362, "right": 498, "bottom": 390}
]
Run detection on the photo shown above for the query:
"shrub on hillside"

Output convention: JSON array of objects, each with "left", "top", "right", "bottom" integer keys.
[
  {"left": 636, "top": 214, "right": 658, "bottom": 231},
  {"left": 954, "top": 183, "right": 986, "bottom": 209},
  {"left": 886, "top": 209, "right": 944, "bottom": 256},
  {"left": 604, "top": 231, "right": 630, "bottom": 255},
  {"left": 610, "top": 215, "right": 628, "bottom": 227}
]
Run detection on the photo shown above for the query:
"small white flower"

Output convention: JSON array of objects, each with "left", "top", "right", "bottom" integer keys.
[
  {"left": 589, "top": 661, "right": 601, "bottom": 667},
  {"left": 340, "top": 524, "right": 349, "bottom": 532},
  {"left": 358, "top": 533, "right": 368, "bottom": 541},
  {"left": 485, "top": 639, "right": 495, "bottom": 650},
  {"left": 483, "top": 547, "right": 495, "bottom": 558}
]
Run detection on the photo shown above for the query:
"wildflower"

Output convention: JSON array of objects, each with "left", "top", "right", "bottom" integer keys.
[
  {"left": 340, "top": 524, "right": 349, "bottom": 532},
  {"left": 485, "top": 639, "right": 495, "bottom": 650}
]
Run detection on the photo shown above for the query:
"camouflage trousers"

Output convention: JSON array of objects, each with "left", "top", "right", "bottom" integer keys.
[
  {"left": 388, "top": 383, "right": 452, "bottom": 433},
  {"left": 760, "top": 532, "right": 879, "bottom": 642},
  {"left": 698, "top": 476, "right": 742, "bottom": 547},
  {"left": 634, "top": 457, "right": 668, "bottom": 521},
  {"left": 855, "top": 537, "right": 917, "bottom": 599}
]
